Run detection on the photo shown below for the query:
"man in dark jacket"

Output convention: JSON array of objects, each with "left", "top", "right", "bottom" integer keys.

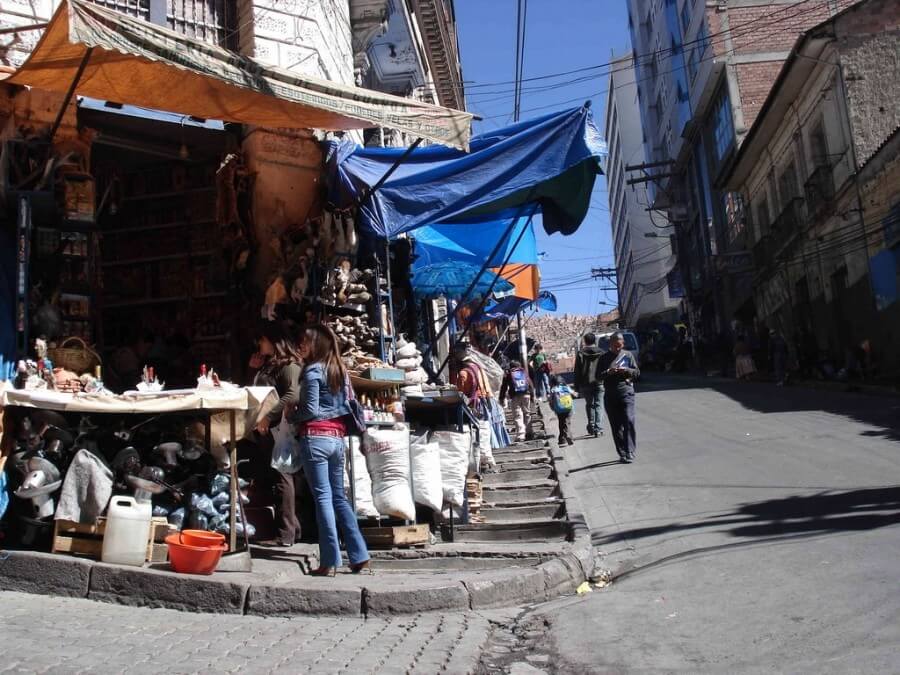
[
  {"left": 574, "top": 333, "right": 605, "bottom": 437},
  {"left": 596, "top": 332, "right": 640, "bottom": 462}
]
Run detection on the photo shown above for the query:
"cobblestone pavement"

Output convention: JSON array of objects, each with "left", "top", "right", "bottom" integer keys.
[{"left": 1, "top": 592, "right": 491, "bottom": 674}]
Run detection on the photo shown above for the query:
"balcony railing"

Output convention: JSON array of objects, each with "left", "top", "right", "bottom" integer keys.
[{"left": 804, "top": 164, "right": 835, "bottom": 220}]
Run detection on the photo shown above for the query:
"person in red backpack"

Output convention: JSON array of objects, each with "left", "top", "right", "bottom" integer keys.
[{"left": 499, "top": 360, "right": 535, "bottom": 442}]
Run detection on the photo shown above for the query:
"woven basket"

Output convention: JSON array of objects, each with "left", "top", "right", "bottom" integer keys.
[{"left": 48, "top": 337, "right": 101, "bottom": 374}]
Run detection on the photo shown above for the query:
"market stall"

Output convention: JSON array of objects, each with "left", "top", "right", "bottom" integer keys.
[{"left": 0, "top": 383, "right": 276, "bottom": 566}]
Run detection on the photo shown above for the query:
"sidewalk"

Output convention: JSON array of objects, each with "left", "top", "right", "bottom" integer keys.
[{"left": 0, "top": 412, "right": 594, "bottom": 617}]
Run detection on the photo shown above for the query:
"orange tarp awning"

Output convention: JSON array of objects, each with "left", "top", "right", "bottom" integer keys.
[
  {"left": 492, "top": 264, "right": 540, "bottom": 301},
  {"left": 7, "top": 0, "right": 472, "bottom": 150}
]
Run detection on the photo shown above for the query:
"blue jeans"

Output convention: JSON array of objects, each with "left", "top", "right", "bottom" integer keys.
[
  {"left": 299, "top": 435, "right": 369, "bottom": 568},
  {"left": 580, "top": 383, "right": 604, "bottom": 434}
]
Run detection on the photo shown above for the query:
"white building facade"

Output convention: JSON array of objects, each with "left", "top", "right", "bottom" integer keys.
[{"left": 604, "top": 54, "right": 679, "bottom": 327}]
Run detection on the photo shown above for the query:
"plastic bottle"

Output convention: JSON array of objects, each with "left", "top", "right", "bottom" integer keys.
[{"left": 102, "top": 496, "right": 152, "bottom": 566}]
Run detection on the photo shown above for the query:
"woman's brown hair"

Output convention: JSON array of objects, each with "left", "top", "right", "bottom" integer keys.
[{"left": 302, "top": 324, "right": 347, "bottom": 394}]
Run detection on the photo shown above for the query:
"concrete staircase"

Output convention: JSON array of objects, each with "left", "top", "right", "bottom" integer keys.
[{"left": 451, "top": 405, "right": 570, "bottom": 544}]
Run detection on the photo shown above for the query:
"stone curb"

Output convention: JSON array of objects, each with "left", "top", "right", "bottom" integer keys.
[{"left": 0, "top": 407, "right": 594, "bottom": 616}]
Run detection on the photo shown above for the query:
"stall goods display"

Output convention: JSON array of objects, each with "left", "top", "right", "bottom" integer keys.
[
  {"left": 409, "top": 431, "right": 443, "bottom": 512},
  {"left": 326, "top": 314, "right": 379, "bottom": 357},
  {"left": 1, "top": 408, "right": 254, "bottom": 552},
  {"left": 344, "top": 440, "right": 379, "bottom": 518},
  {"left": 431, "top": 428, "right": 472, "bottom": 508},
  {"left": 362, "top": 425, "right": 415, "bottom": 521},
  {"left": 394, "top": 335, "right": 429, "bottom": 388}
]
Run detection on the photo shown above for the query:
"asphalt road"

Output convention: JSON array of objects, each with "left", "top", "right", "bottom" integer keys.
[{"left": 530, "top": 374, "right": 900, "bottom": 674}]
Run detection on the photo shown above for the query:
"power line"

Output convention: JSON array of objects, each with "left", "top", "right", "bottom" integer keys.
[{"left": 475, "top": 0, "right": 832, "bottom": 120}]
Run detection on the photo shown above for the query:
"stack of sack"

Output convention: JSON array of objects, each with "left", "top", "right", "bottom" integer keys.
[{"left": 395, "top": 335, "right": 428, "bottom": 395}]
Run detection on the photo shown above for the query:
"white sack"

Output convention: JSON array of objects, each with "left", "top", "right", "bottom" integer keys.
[
  {"left": 477, "top": 419, "right": 495, "bottom": 470},
  {"left": 395, "top": 342, "right": 419, "bottom": 358},
  {"left": 363, "top": 425, "right": 415, "bottom": 520},
  {"left": 395, "top": 355, "right": 422, "bottom": 371},
  {"left": 343, "top": 437, "right": 379, "bottom": 518},
  {"left": 404, "top": 367, "right": 428, "bottom": 384},
  {"left": 432, "top": 428, "right": 471, "bottom": 507},
  {"left": 465, "top": 350, "right": 504, "bottom": 395},
  {"left": 409, "top": 432, "right": 443, "bottom": 511}
]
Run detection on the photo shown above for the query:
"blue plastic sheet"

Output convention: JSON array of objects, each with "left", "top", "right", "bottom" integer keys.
[
  {"left": 479, "top": 291, "right": 558, "bottom": 321},
  {"left": 326, "top": 106, "right": 606, "bottom": 239},
  {"left": 411, "top": 209, "right": 537, "bottom": 268}
]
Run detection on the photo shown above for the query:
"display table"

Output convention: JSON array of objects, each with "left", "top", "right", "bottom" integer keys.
[{"left": 1, "top": 386, "right": 278, "bottom": 554}]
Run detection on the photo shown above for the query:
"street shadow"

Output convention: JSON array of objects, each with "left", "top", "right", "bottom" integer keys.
[
  {"left": 636, "top": 373, "right": 900, "bottom": 442},
  {"left": 591, "top": 485, "right": 900, "bottom": 548},
  {"left": 570, "top": 460, "right": 623, "bottom": 473}
]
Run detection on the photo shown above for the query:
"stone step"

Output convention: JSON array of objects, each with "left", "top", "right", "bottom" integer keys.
[
  {"left": 483, "top": 484, "right": 558, "bottom": 503},
  {"left": 451, "top": 520, "right": 569, "bottom": 543},
  {"left": 496, "top": 458, "right": 551, "bottom": 472},
  {"left": 492, "top": 448, "right": 549, "bottom": 462},
  {"left": 481, "top": 503, "right": 563, "bottom": 522},
  {"left": 483, "top": 466, "right": 554, "bottom": 486}
]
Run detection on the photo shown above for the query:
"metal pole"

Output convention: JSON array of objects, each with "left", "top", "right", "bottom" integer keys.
[
  {"left": 228, "top": 410, "right": 237, "bottom": 551},
  {"left": 517, "top": 310, "right": 528, "bottom": 368},
  {"left": 49, "top": 48, "right": 94, "bottom": 141}
]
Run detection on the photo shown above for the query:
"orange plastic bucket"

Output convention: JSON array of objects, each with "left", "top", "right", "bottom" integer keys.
[
  {"left": 180, "top": 529, "right": 227, "bottom": 548},
  {"left": 165, "top": 533, "right": 226, "bottom": 575}
]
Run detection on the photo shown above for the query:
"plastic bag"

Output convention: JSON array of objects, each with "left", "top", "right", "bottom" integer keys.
[
  {"left": 271, "top": 417, "right": 302, "bottom": 473},
  {"left": 409, "top": 431, "right": 443, "bottom": 511},
  {"left": 432, "top": 429, "right": 471, "bottom": 507},
  {"left": 344, "top": 437, "right": 380, "bottom": 518},
  {"left": 363, "top": 425, "right": 415, "bottom": 520}
]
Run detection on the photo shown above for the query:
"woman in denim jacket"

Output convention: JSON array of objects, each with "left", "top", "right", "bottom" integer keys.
[{"left": 294, "top": 324, "right": 370, "bottom": 576}]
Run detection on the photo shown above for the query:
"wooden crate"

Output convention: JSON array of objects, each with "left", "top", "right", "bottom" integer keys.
[
  {"left": 52, "top": 517, "right": 174, "bottom": 562},
  {"left": 361, "top": 523, "right": 430, "bottom": 548}
]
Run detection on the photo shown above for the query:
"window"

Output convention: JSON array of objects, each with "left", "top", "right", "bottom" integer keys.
[
  {"left": 681, "top": 0, "right": 692, "bottom": 33},
  {"left": 712, "top": 91, "right": 735, "bottom": 161},
  {"left": 696, "top": 22, "right": 710, "bottom": 56},
  {"left": 687, "top": 47, "right": 699, "bottom": 81},
  {"left": 778, "top": 161, "right": 799, "bottom": 206},
  {"left": 724, "top": 192, "right": 745, "bottom": 241},
  {"left": 809, "top": 120, "right": 829, "bottom": 168},
  {"left": 756, "top": 197, "right": 770, "bottom": 237}
]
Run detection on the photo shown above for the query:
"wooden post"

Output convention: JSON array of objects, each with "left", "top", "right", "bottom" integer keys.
[{"left": 228, "top": 410, "right": 237, "bottom": 551}]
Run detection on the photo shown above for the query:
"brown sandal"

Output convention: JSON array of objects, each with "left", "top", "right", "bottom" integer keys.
[
  {"left": 349, "top": 560, "right": 372, "bottom": 575},
  {"left": 309, "top": 566, "right": 336, "bottom": 577}
]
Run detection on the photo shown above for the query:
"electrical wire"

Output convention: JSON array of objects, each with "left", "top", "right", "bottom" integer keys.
[{"left": 475, "top": 0, "right": 836, "bottom": 120}]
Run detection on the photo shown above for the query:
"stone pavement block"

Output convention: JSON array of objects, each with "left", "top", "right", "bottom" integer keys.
[
  {"left": 245, "top": 584, "right": 361, "bottom": 616},
  {"left": 464, "top": 569, "right": 545, "bottom": 609},
  {"left": 89, "top": 562, "right": 248, "bottom": 613},
  {"left": 0, "top": 550, "right": 92, "bottom": 598},
  {"left": 538, "top": 558, "right": 580, "bottom": 598},
  {"left": 363, "top": 582, "right": 470, "bottom": 615},
  {"left": 568, "top": 541, "right": 595, "bottom": 578}
]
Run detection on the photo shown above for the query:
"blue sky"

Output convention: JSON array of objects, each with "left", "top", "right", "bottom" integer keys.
[{"left": 455, "top": 0, "right": 631, "bottom": 316}]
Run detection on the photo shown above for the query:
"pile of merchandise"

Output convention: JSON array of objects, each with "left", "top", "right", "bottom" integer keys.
[{"left": 394, "top": 335, "right": 429, "bottom": 395}]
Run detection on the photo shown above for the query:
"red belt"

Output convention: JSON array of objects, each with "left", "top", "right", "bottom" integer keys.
[{"left": 297, "top": 429, "right": 344, "bottom": 438}]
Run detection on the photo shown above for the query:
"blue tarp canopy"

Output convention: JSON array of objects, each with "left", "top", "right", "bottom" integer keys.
[
  {"left": 325, "top": 106, "right": 606, "bottom": 239},
  {"left": 478, "top": 291, "right": 558, "bottom": 322},
  {"left": 410, "top": 209, "right": 537, "bottom": 269}
]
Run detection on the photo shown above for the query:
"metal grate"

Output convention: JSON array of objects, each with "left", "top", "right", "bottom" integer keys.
[
  {"left": 83, "top": 0, "right": 238, "bottom": 48},
  {"left": 84, "top": 0, "right": 151, "bottom": 20},
  {"left": 167, "top": 0, "right": 239, "bottom": 50}
]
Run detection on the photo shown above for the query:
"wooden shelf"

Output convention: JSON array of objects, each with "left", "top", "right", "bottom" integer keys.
[
  {"left": 101, "top": 250, "right": 212, "bottom": 267},
  {"left": 121, "top": 186, "right": 215, "bottom": 203},
  {"left": 106, "top": 219, "right": 215, "bottom": 235}
]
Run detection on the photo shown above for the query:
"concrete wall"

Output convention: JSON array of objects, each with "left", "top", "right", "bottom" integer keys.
[{"left": 604, "top": 54, "right": 678, "bottom": 327}]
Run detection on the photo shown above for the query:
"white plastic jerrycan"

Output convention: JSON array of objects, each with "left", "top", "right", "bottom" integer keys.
[{"left": 102, "top": 496, "right": 152, "bottom": 566}]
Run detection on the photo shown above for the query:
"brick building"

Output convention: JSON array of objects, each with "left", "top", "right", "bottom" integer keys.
[
  {"left": 721, "top": 0, "right": 900, "bottom": 375},
  {"left": 625, "top": 0, "right": 858, "bottom": 348}
]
